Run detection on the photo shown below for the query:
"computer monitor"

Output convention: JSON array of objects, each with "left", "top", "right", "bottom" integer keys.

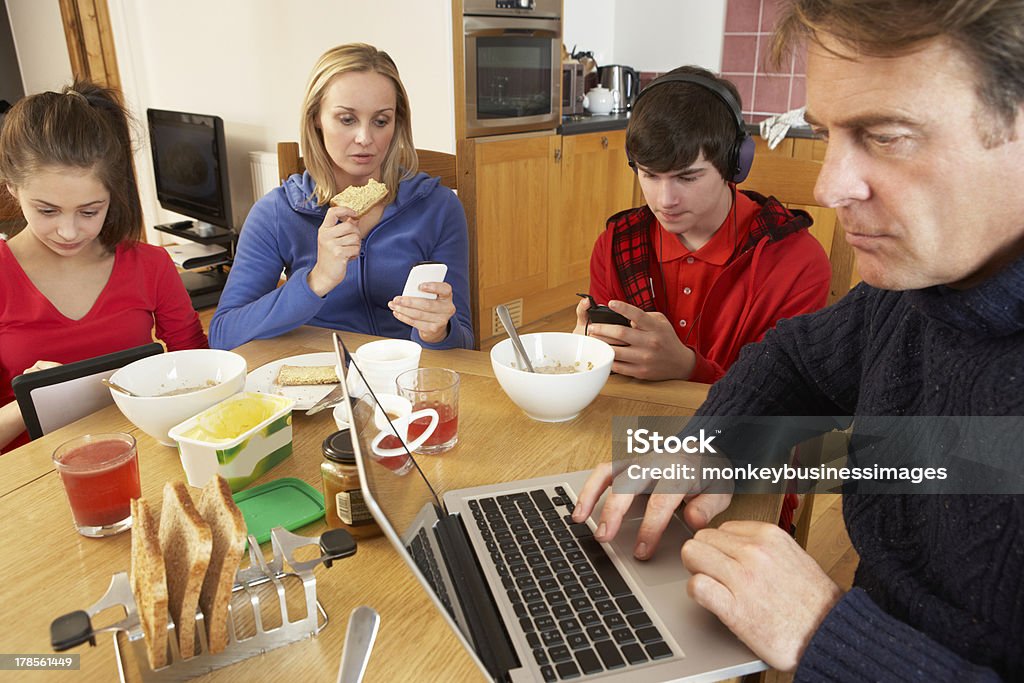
[{"left": 146, "top": 108, "right": 234, "bottom": 230}]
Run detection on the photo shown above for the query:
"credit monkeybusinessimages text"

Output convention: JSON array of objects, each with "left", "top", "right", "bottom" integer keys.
[{"left": 625, "top": 462, "right": 948, "bottom": 485}]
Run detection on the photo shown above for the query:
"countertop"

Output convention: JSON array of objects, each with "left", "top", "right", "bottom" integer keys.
[
  {"left": 558, "top": 112, "right": 815, "bottom": 140},
  {"left": 558, "top": 112, "right": 630, "bottom": 135}
]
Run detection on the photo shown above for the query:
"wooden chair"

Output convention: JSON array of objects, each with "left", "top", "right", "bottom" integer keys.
[
  {"left": 277, "top": 142, "right": 458, "bottom": 191},
  {"left": 741, "top": 137, "right": 858, "bottom": 306}
]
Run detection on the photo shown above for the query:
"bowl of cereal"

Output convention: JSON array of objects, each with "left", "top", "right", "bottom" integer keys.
[
  {"left": 108, "top": 349, "right": 247, "bottom": 446},
  {"left": 490, "top": 332, "right": 614, "bottom": 422}
]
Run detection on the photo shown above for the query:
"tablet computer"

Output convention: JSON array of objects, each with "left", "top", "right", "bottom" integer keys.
[{"left": 12, "top": 343, "right": 164, "bottom": 440}]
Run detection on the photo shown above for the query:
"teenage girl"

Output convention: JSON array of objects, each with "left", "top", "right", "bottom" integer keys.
[{"left": 0, "top": 81, "right": 207, "bottom": 452}]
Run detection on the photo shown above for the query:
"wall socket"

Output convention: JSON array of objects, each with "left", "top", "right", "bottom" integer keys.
[{"left": 491, "top": 299, "right": 524, "bottom": 337}]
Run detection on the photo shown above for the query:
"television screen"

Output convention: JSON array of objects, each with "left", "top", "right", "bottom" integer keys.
[{"left": 147, "top": 109, "right": 233, "bottom": 229}]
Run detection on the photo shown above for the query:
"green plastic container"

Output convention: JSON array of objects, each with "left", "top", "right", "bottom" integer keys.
[{"left": 232, "top": 477, "right": 325, "bottom": 545}]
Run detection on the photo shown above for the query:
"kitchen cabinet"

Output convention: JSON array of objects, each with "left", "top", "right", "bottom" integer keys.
[{"left": 458, "top": 129, "right": 638, "bottom": 347}]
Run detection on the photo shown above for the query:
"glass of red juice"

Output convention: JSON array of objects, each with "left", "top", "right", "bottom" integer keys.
[
  {"left": 52, "top": 433, "right": 140, "bottom": 537},
  {"left": 396, "top": 368, "right": 460, "bottom": 454}
]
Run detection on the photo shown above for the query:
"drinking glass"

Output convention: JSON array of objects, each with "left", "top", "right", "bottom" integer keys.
[
  {"left": 53, "top": 432, "right": 140, "bottom": 537},
  {"left": 396, "top": 368, "right": 460, "bottom": 454}
]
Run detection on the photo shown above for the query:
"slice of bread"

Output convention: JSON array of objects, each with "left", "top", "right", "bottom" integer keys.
[
  {"left": 196, "top": 476, "right": 247, "bottom": 654},
  {"left": 159, "top": 482, "right": 212, "bottom": 660},
  {"left": 130, "top": 496, "right": 169, "bottom": 670},
  {"left": 276, "top": 364, "right": 339, "bottom": 386},
  {"left": 329, "top": 178, "right": 389, "bottom": 217}
]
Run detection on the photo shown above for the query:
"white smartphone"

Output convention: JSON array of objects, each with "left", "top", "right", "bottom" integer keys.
[{"left": 402, "top": 261, "right": 448, "bottom": 299}]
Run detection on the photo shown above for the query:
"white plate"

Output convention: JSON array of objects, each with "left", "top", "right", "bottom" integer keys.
[{"left": 245, "top": 353, "right": 339, "bottom": 411}]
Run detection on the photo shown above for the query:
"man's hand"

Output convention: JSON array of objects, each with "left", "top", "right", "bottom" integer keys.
[
  {"left": 586, "top": 300, "right": 696, "bottom": 381},
  {"left": 572, "top": 462, "right": 731, "bottom": 560},
  {"left": 388, "top": 281, "right": 457, "bottom": 344},
  {"left": 307, "top": 206, "right": 362, "bottom": 297},
  {"left": 682, "top": 521, "right": 843, "bottom": 671}
]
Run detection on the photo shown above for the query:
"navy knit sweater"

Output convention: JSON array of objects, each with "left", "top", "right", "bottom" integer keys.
[{"left": 700, "top": 254, "right": 1024, "bottom": 681}]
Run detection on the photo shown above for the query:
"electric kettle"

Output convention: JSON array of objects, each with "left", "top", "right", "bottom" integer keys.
[{"left": 597, "top": 65, "right": 640, "bottom": 113}]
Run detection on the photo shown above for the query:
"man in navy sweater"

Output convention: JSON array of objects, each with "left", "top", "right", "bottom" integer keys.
[{"left": 573, "top": 0, "right": 1024, "bottom": 679}]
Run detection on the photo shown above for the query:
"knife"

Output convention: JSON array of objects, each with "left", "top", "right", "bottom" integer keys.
[
  {"left": 305, "top": 383, "right": 348, "bottom": 416},
  {"left": 306, "top": 333, "right": 351, "bottom": 416}
]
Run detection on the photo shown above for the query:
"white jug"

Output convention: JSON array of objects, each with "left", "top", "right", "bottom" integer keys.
[{"left": 583, "top": 86, "right": 618, "bottom": 115}]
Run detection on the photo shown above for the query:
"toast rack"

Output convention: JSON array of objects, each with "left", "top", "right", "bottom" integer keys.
[{"left": 50, "top": 527, "right": 356, "bottom": 682}]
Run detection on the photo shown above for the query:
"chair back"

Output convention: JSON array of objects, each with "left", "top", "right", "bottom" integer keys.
[
  {"left": 277, "top": 141, "right": 305, "bottom": 182},
  {"left": 277, "top": 142, "right": 458, "bottom": 192},
  {"left": 11, "top": 343, "right": 163, "bottom": 439},
  {"left": 741, "top": 138, "right": 858, "bottom": 305}
]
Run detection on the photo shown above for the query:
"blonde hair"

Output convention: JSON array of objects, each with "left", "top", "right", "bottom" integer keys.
[{"left": 300, "top": 43, "right": 418, "bottom": 205}]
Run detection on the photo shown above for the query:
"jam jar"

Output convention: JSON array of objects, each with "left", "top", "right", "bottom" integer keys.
[{"left": 321, "top": 430, "right": 380, "bottom": 539}]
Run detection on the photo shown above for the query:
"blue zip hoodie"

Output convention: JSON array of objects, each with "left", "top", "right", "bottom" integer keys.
[{"left": 209, "top": 171, "right": 473, "bottom": 350}]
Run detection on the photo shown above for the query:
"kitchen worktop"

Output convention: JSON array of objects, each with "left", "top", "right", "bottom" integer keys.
[
  {"left": 558, "top": 112, "right": 630, "bottom": 135},
  {"left": 745, "top": 122, "right": 815, "bottom": 139},
  {"left": 560, "top": 113, "right": 815, "bottom": 139}
]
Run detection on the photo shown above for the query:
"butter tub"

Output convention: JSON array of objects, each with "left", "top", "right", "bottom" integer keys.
[{"left": 168, "top": 392, "right": 296, "bottom": 491}]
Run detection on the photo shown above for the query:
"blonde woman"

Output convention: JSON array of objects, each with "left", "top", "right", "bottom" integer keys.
[{"left": 210, "top": 43, "right": 472, "bottom": 349}]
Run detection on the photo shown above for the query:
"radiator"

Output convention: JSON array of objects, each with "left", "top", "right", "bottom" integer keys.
[{"left": 248, "top": 151, "right": 280, "bottom": 202}]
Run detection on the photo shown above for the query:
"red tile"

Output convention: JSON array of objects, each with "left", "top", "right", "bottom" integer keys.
[
  {"left": 752, "top": 74, "right": 792, "bottom": 114},
  {"left": 724, "top": 74, "right": 755, "bottom": 113},
  {"left": 756, "top": 34, "right": 789, "bottom": 75},
  {"left": 760, "top": 0, "right": 783, "bottom": 31},
  {"left": 725, "top": 0, "right": 762, "bottom": 33},
  {"left": 639, "top": 71, "right": 663, "bottom": 90},
  {"left": 722, "top": 35, "right": 758, "bottom": 73},
  {"left": 789, "top": 76, "right": 806, "bottom": 109}
]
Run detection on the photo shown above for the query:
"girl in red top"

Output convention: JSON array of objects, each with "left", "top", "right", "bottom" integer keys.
[{"left": 0, "top": 81, "right": 207, "bottom": 452}]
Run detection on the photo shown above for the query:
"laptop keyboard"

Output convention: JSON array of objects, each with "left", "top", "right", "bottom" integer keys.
[
  {"left": 407, "top": 527, "right": 455, "bottom": 618},
  {"left": 468, "top": 486, "right": 673, "bottom": 681}
]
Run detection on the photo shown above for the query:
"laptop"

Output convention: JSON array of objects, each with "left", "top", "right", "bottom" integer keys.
[{"left": 335, "top": 335, "right": 764, "bottom": 682}]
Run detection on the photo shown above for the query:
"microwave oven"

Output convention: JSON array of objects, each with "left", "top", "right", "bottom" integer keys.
[
  {"left": 562, "top": 62, "right": 585, "bottom": 116},
  {"left": 462, "top": 0, "right": 562, "bottom": 137}
]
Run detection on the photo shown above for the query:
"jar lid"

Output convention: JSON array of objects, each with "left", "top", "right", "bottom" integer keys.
[{"left": 322, "top": 430, "right": 355, "bottom": 464}]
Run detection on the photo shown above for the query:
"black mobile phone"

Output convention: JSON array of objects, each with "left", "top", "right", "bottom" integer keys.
[{"left": 577, "top": 293, "right": 630, "bottom": 326}]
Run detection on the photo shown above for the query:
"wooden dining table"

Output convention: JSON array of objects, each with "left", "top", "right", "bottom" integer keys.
[{"left": 0, "top": 327, "right": 768, "bottom": 682}]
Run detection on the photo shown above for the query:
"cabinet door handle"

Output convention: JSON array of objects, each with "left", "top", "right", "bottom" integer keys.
[
  {"left": 554, "top": 147, "right": 562, "bottom": 162},
  {"left": 601, "top": 136, "right": 609, "bottom": 149}
]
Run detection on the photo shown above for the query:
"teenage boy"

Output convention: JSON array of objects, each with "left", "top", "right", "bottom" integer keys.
[{"left": 575, "top": 65, "right": 831, "bottom": 383}]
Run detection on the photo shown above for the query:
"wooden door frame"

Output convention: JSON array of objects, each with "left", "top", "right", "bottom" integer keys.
[{"left": 58, "top": 0, "right": 121, "bottom": 90}]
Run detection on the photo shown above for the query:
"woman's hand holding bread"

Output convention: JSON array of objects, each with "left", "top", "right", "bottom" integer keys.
[
  {"left": 388, "top": 281, "right": 457, "bottom": 344},
  {"left": 307, "top": 205, "right": 362, "bottom": 297}
]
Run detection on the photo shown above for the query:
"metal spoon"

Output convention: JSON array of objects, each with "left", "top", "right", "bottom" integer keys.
[
  {"left": 496, "top": 304, "right": 535, "bottom": 372},
  {"left": 336, "top": 605, "right": 380, "bottom": 683},
  {"left": 101, "top": 378, "right": 140, "bottom": 397}
]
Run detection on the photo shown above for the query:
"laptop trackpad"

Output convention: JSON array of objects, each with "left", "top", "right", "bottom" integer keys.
[{"left": 603, "top": 498, "right": 694, "bottom": 588}]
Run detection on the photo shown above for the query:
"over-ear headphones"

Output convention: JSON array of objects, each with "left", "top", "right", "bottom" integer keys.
[{"left": 627, "top": 73, "right": 755, "bottom": 184}]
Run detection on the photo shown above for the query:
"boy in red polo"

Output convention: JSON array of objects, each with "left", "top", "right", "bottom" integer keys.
[{"left": 576, "top": 66, "right": 831, "bottom": 384}]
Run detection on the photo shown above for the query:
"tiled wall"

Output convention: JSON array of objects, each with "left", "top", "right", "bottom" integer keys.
[{"left": 721, "top": 0, "right": 806, "bottom": 123}]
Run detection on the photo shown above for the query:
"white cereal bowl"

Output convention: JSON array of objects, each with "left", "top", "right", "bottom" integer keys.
[
  {"left": 108, "top": 349, "right": 247, "bottom": 446},
  {"left": 490, "top": 332, "right": 614, "bottom": 422}
]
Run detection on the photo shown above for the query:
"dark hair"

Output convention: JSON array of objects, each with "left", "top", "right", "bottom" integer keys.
[
  {"left": 771, "top": 0, "right": 1024, "bottom": 145},
  {"left": 625, "top": 65, "right": 744, "bottom": 181},
  {"left": 0, "top": 80, "right": 143, "bottom": 249}
]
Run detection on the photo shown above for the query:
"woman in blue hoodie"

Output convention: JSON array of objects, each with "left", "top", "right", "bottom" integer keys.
[{"left": 210, "top": 44, "right": 473, "bottom": 350}]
